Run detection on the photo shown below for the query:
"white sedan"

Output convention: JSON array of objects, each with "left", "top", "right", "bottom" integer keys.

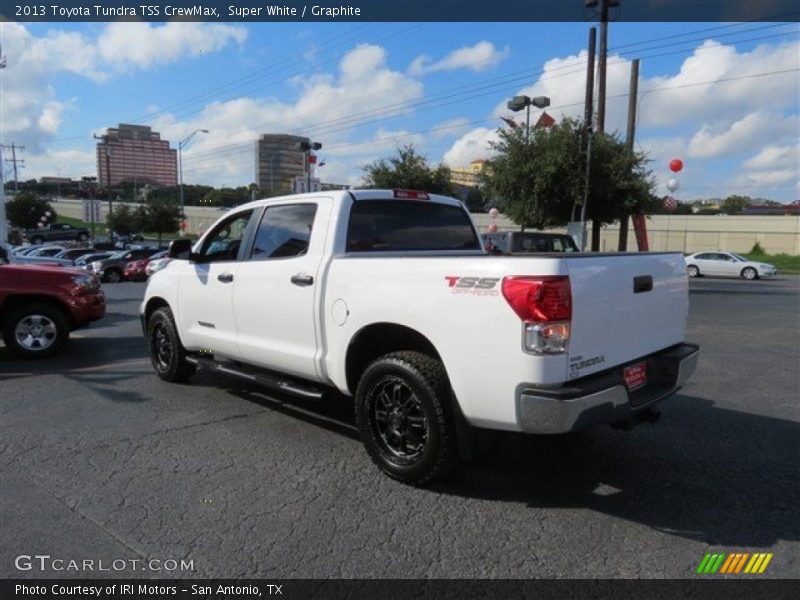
[{"left": 685, "top": 251, "right": 777, "bottom": 280}]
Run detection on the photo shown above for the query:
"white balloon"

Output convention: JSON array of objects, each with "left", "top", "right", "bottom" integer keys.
[
  {"left": 489, "top": 207, "right": 499, "bottom": 218},
  {"left": 667, "top": 178, "right": 680, "bottom": 192}
]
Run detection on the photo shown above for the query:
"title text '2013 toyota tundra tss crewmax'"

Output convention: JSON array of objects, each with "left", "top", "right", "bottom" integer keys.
[{"left": 141, "top": 190, "right": 698, "bottom": 485}]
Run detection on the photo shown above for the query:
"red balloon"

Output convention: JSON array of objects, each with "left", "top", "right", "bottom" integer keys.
[
  {"left": 487, "top": 223, "right": 498, "bottom": 233},
  {"left": 669, "top": 159, "right": 683, "bottom": 173}
]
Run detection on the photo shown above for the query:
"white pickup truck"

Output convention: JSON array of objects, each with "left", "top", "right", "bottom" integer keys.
[{"left": 141, "top": 189, "right": 698, "bottom": 485}]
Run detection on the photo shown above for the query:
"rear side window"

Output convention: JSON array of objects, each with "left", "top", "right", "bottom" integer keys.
[
  {"left": 347, "top": 200, "right": 480, "bottom": 252},
  {"left": 250, "top": 204, "right": 317, "bottom": 260}
]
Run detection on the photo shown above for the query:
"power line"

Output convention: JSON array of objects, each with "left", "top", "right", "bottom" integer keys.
[
  {"left": 43, "top": 19, "right": 796, "bottom": 146},
  {"left": 181, "top": 67, "right": 800, "bottom": 176},
  {"left": 179, "top": 31, "right": 800, "bottom": 168}
]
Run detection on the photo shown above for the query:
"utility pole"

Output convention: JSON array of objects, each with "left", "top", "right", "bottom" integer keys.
[
  {"left": 576, "top": 26, "right": 597, "bottom": 251},
  {"left": 3, "top": 143, "right": 25, "bottom": 192},
  {"left": 596, "top": 0, "right": 609, "bottom": 134},
  {"left": 587, "top": 0, "right": 618, "bottom": 251},
  {"left": 619, "top": 58, "right": 640, "bottom": 252}
]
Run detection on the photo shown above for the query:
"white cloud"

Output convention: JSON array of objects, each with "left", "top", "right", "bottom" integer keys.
[
  {"left": 745, "top": 169, "right": 796, "bottom": 185},
  {"left": 442, "top": 127, "right": 500, "bottom": 168},
  {"left": 409, "top": 41, "right": 509, "bottom": 76},
  {"left": 742, "top": 144, "right": 800, "bottom": 170},
  {"left": 96, "top": 22, "right": 247, "bottom": 72},
  {"left": 444, "top": 37, "right": 800, "bottom": 200},
  {"left": 688, "top": 112, "right": 799, "bottom": 158},
  {"left": 0, "top": 22, "right": 247, "bottom": 179},
  {"left": 170, "top": 45, "right": 425, "bottom": 187}
]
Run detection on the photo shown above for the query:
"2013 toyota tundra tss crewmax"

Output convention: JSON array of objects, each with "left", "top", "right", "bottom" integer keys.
[{"left": 141, "top": 189, "right": 699, "bottom": 485}]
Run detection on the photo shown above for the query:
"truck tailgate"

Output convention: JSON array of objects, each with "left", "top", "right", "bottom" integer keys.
[{"left": 565, "top": 253, "right": 688, "bottom": 381}]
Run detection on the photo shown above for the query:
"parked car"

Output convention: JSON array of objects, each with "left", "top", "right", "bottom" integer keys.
[
  {"left": 75, "top": 252, "right": 115, "bottom": 268},
  {"left": 142, "top": 189, "right": 698, "bottom": 485},
  {"left": 24, "top": 245, "right": 65, "bottom": 258},
  {"left": 0, "top": 243, "right": 106, "bottom": 358},
  {"left": 25, "top": 223, "right": 91, "bottom": 245},
  {"left": 90, "top": 248, "right": 163, "bottom": 282},
  {"left": 482, "top": 231, "right": 579, "bottom": 254},
  {"left": 145, "top": 256, "right": 172, "bottom": 278},
  {"left": 54, "top": 248, "right": 98, "bottom": 262},
  {"left": 124, "top": 250, "right": 168, "bottom": 281},
  {"left": 10, "top": 245, "right": 74, "bottom": 267},
  {"left": 684, "top": 251, "right": 777, "bottom": 280}
]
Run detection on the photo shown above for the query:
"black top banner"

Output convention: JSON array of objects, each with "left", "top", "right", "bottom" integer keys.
[{"left": 5, "top": 0, "right": 800, "bottom": 23}]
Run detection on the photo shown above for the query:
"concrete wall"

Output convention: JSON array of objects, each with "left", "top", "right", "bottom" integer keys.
[
  {"left": 472, "top": 213, "right": 800, "bottom": 255},
  {"left": 52, "top": 198, "right": 800, "bottom": 254}
]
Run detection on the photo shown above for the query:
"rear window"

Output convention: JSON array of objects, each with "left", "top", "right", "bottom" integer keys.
[
  {"left": 512, "top": 234, "right": 578, "bottom": 253},
  {"left": 347, "top": 200, "right": 480, "bottom": 252}
]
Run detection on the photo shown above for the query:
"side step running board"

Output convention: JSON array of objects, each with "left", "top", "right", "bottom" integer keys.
[{"left": 186, "top": 356, "right": 326, "bottom": 400}]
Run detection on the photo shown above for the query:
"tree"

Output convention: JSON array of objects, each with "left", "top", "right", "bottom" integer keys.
[
  {"left": 480, "top": 119, "right": 654, "bottom": 238},
  {"left": 721, "top": 195, "right": 750, "bottom": 215},
  {"left": 140, "top": 197, "right": 181, "bottom": 246},
  {"left": 362, "top": 145, "right": 453, "bottom": 194},
  {"left": 106, "top": 204, "right": 143, "bottom": 236},
  {"left": 5, "top": 192, "right": 57, "bottom": 229}
]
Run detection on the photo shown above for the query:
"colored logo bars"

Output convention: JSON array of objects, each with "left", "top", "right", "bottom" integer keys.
[{"left": 696, "top": 552, "right": 774, "bottom": 574}]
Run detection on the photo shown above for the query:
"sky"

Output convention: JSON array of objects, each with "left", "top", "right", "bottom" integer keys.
[{"left": 1, "top": 20, "right": 799, "bottom": 201}]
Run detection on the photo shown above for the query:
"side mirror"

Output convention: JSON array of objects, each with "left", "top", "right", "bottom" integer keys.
[{"left": 168, "top": 238, "right": 194, "bottom": 260}]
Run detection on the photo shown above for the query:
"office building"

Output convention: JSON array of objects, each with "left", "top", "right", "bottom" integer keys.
[
  {"left": 255, "top": 134, "right": 311, "bottom": 193},
  {"left": 96, "top": 124, "right": 177, "bottom": 187}
]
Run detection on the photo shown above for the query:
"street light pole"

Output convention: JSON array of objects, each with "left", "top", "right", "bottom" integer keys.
[{"left": 178, "top": 129, "right": 209, "bottom": 228}]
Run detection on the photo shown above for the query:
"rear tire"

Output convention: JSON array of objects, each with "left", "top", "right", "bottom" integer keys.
[
  {"left": 741, "top": 267, "right": 758, "bottom": 280},
  {"left": 147, "top": 307, "right": 196, "bottom": 383},
  {"left": 687, "top": 265, "right": 699, "bottom": 278},
  {"left": 2, "top": 302, "right": 70, "bottom": 359},
  {"left": 355, "top": 351, "right": 459, "bottom": 486}
]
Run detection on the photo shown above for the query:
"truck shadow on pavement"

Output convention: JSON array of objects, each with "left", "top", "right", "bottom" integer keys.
[{"left": 227, "top": 384, "right": 798, "bottom": 549}]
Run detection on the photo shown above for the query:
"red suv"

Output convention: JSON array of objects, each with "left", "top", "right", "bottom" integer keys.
[{"left": 0, "top": 244, "right": 106, "bottom": 358}]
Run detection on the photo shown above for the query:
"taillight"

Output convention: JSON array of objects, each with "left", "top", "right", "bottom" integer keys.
[{"left": 502, "top": 276, "right": 571, "bottom": 354}]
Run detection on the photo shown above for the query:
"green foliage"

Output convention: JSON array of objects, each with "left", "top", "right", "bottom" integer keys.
[
  {"left": 750, "top": 241, "right": 766, "bottom": 255},
  {"left": 721, "top": 195, "right": 750, "bottom": 215},
  {"left": 201, "top": 186, "right": 253, "bottom": 208},
  {"left": 362, "top": 145, "right": 453, "bottom": 195},
  {"left": 106, "top": 204, "right": 143, "bottom": 236},
  {"left": 5, "top": 192, "right": 57, "bottom": 229},
  {"left": 140, "top": 197, "right": 181, "bottom": 245},
  {"left": 464, "top": 186, "right": 486, "bottom": 212},
  {"left": 480, "top": 118, "right": 654, "bottom": 230}
]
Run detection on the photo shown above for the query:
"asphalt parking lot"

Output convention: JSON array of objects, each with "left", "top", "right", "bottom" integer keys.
[{"left": 1, "top": 276, "right": 798, "bottom": 579}]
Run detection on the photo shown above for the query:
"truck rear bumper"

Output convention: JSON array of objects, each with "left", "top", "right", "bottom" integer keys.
[{"left": 516, "top": 343, "right": 699, "bottom": 434}]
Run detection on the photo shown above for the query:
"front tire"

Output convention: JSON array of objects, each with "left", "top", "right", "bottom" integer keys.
[
  {"left": 355, "top": 351, "right": 458, "bottom": 486},
  {"left": 687, "top": 265, "right": 699, "bottom": 278},
  {"left": 741, "top": 267, "right": 758, "bottom": 280},
  {"left": 2, "top": 302, "right": 70, "bottom": 359},
  {"left": 147, "top": 307, "right": 196, "bottom": 382},
  {"left": 104, "top": 268, "right": 122, "bottom": 283}
]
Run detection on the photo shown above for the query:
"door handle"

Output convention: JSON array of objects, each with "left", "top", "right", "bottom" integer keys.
[
  {"left": 217, "top": 272, "right": 234, "bottom": 283},
  {"left": 291, "top": 274, "right": 314, "bottom": 286}
]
